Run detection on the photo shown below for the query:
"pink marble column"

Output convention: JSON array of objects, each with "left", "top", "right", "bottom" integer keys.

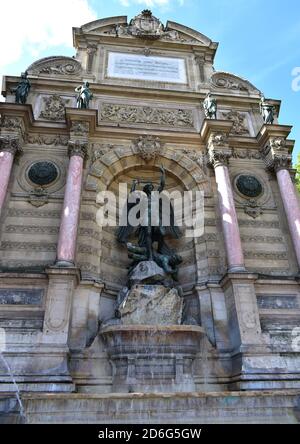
[
  {"left": 214, "top": 164, "right": 246, "bottom": 272},
  {"left": 56, "top": 143, "right": 86, "bottom": 267},
  {"left": 276, "top": 168, "right": 300, "bottom": 268},
  {"left": 0, "top": 138, "right": 21, "bottom": 215}
]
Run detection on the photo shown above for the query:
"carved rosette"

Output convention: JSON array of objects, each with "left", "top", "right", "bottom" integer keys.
[
  {"left": 0, "top": 136, "right": 23, "bottom": 156},
  {"left": 133, "top": 135, "right": 162, "bottom": 161},
  {"left": 260, "top": 137, "right": 292, "bottom": 172},
  {"left": 68, "top": 140, "right": 88, "bottom": 159}
]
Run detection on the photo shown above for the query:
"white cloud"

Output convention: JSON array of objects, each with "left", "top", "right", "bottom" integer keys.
[
  {"left": 119, "top": 0, "right": 184, "bottom": 9},
  {"left": 0, "top": 0, "right": 96, "bottom": 74}
]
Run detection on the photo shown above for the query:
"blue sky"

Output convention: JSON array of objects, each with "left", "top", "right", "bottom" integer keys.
[{"left": 1, "top": 0, "right": 299, "bottom": 162}]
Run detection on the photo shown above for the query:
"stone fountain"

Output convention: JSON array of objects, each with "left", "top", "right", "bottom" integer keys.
[
  {"left": 101, "top": 168, "right": 204, "bottom": 393},
  {"left": 101, "top": 262, "right": 204, "bottom": 393}
]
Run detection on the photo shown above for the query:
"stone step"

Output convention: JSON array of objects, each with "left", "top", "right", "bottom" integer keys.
[{"left": 1, "top": 390, "right": 298, "bottom": 424}]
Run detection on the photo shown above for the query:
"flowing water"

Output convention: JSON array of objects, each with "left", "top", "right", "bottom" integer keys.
[{"left": 0, "top": 352, "right": 26, "bottom": 422}]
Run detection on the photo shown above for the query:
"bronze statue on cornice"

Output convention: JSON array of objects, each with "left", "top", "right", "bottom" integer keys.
[
  {"left": 75, "top": 81, "right": 93, "bottom": 109},
  {"left": 12, "top": 71, "right": 31, "bottom": 104},
  {"left": 203, "top": 92, "right": 217, "bottom": 119}
]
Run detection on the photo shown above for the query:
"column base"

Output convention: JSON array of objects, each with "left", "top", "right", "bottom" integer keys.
[
  {"left": 54, "top": 260, "right": 76, "bottom": 269},
  {"left": 228, "top": 266, "right": 247, "bottom": 273}
]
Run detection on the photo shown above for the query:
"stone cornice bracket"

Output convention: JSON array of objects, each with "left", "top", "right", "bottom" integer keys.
[
  {"left": 258, "top": 124, "right": 293, "bottom": 172},
  {"left": 200, "top": 119, "right": 233, "bottom": 168},
  {"left": 0, "top": 136, "right": 23, "bottom": 156}
]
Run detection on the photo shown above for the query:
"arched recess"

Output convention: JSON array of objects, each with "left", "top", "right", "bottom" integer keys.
[{"left": 77, "top": 145, "right": 212, "bottom": 295}]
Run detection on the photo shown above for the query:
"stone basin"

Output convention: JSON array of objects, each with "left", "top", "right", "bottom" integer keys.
[{"left": 101, "top": 325, "right": 205, "bottom": 393}]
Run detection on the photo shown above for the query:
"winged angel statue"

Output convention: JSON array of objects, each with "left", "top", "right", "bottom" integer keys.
[{"left": 117, "top": 166, "right": 183, "bottom": 281}]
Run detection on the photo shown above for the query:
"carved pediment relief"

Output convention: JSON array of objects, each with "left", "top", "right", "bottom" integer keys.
[
  {"left": 211, "top": 71, "right": 260, "bottom": 94},
  {"left": 27, "top": 56, "right": 82, "bottom": 77},
  {"left": 76, "top": 12, "right": 213, "bottom": 46}
]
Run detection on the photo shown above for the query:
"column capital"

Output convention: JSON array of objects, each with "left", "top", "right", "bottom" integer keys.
[
  {"left": 259, "top": 134, "right": 292, "bottom": 172},
  {"left": 0, "top": 135, "right": 23, "bottom": 156},
  {"left": 68, "top": 140, "right": 88, "bottom": 159},
  {"left": 201, "top": 119, "right": 233, "bottom": 168},
  {"left": 257, "top": 123, "right": 293, "bottom": 172}
]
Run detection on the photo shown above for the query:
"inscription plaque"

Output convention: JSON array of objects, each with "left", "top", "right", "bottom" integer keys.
[{"left": 107, "top": 52, "right": 187, "bottom": 84}]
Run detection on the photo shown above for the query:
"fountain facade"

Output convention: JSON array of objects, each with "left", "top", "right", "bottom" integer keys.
[{"left": 0, "top": 10, "right": 300, "bottom": 424}]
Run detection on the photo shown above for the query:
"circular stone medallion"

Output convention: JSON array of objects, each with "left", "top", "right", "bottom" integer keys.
[
  {"left": 236, "top": 175, "right": 263, "bottom": 198},
  {"left": 28, "top": 161, "right": 58, "bottom": 186}
]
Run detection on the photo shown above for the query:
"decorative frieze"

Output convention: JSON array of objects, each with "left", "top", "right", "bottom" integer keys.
[
  {"left": 239, "top": 220, "right": 280, "bottom": 229},
  {"left": 7, "top": 208, "right": 61, "bottom": 219},
  {"left": 241, "top": 235, "right": 284, "bottom": 244},
  {"left": 78, "top": 244, "right": 99, "bottom": 255},
  {"left": 231, "top": 148, "right": 262, "bottom": 160},
  {"left": 5, "top": 225, "right": 59, "bottom": 235},
  {"left": 27, "top": 134, "right": 69, "bottom": 146},
  {"left": 39, "top": 95, "right": 69, "bottom": 121},
  {"left": 100, "top": 103, "right": 194, "bottom": 128},
  {"left": 0, "top": 241, "right": 57, "bottom": 252},
  {"left": 244, "top": 251, "right": 288, "bottom": 260},
  {"left": 222, "top": 110, "right": 250, "bottom": 135}
]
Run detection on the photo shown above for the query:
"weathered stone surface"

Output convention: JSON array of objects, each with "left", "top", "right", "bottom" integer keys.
[
  {"left": 129, "top": 261, "right": 167, "bottom": 286},
  {"left": 119, "top": 285, "right": 183, "bottom": 325}
]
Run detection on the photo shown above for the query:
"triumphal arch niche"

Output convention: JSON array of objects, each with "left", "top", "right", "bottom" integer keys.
[{"left": 0, "top": 10, "right": 300, "bottom": 423}]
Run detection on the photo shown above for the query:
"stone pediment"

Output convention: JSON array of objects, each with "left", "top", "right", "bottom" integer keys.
[
  {"left": 211, "top": 71, "right": 260, "bottom": 94},
  {"left": 75, "top": 11, "right": 214, "bottom": 47},
  {"left": 27, "top": 56, "right": 82, "bottom": 78}
]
